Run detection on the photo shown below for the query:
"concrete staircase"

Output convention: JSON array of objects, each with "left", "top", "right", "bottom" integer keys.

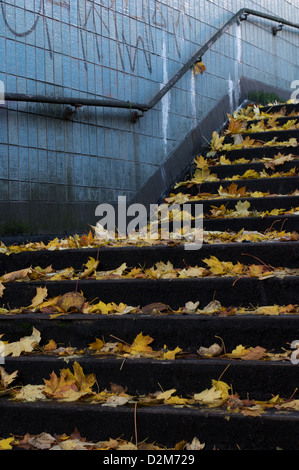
[{"left": 0, "top": 101, "right": 298, "bottom": 450}]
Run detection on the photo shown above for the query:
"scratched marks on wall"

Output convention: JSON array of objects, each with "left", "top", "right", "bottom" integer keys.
[{"left": 0, "top": 0, "right": 192, "bottom": 74}]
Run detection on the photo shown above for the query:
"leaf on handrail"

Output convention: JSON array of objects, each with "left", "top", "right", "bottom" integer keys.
[{"left": 194, "top": 61, "right": 206, "bottom": 75}]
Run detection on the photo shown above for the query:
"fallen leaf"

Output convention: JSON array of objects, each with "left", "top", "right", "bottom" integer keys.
[
  {"left": 0, "top": 268, "right": 32, "bottom": 283},
  {"left": 163, "top": 346, "right": 182, "bottom": 360},
  {"left": 185, "top": 437, "right": 205, "bottom": 450},
  {"left": 197, "top": 343, "right": 223, "bottom": 357},
  {"left": 28, "top": 433, "right": 57, "bottom": 450},
  {"left": 233, "top": 200, "right": 251, "bottom": 217},
  {"left": 43, "top": 340, "right": 57, "bottom": 352},
  {"left": 30, "top": 287, "right": 48, "bottom": 308},
  {"left": 121, "top": 333, "right": 154, "bottom": 355},
  {"left": 0, "top": 367, "right": 18, "bottom": 390},
  {"left": 57, "top": 292, "right": 86, "bottom": 313},
  {"left": 80, "top": 257, "right": 99, "bottom": 279},
  {"left": 0, "top": 282, "right": 5, "bottom": 298},
  {"left": 13, "top": 385, "right": 46, "bottom": 402},
  {"left": 101, "top": 395, "right": 131, "bottom": 407},
  {"left": 89, "top": 338, "right": 105, "bottom": 352},
  {"left": 241, "top": 346, "right": 267, "bottom": 361},
  {"left": 3, "top": 328, "right": 41, "bottom": 357},
  {"left": 156, "top": 389, "right": 177, "bottom": 401},
  {"left": 0, "top": 437, "right": 14, "bottom": 450}
]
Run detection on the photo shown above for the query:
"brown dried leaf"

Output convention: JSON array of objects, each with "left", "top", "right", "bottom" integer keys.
[
  {"left": 56, "top": 292, "right": 86, "bottom": 313},
  {"left": 0, "top": 282, "right": 5, "bottom": 298}
]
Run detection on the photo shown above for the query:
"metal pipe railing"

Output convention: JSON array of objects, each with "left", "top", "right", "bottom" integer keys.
[{"left": 3, "top": 8, "right": 299, "bottom": 120}]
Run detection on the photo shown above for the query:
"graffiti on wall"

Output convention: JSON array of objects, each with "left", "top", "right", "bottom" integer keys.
[{"left": 0, "top": 0, "right": 192, "bottom": 74}]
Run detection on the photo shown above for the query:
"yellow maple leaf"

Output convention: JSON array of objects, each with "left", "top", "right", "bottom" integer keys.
[
  {"left": 72, "top": 361, "right": 96, "bottom": 394},
  {"left": 0, "top": 437, "right": 14, "bottom": 450},
  {"left": 89, "top": 301, "right": 115, "bottom": 315},
  {"left": 43, "top": 362, "right": 96, "bottom": 401},
  {"left": 122, "top": 333, "right": 154, "bottom": 355},
  {"left": 49, "top": 267, "right": 75, "bottom": 281},
  {"left": 251, "top": 191, "right": 269, "bottom": 198},
  {"left": 282, "top": 119, "right": 297, "bottom": 130},
  {"left": 255, "top": 306, "right": 280, "bottom": 316},
  {"left": 156, "top": 389, "right": 177, "bottom": 401},
  {"left": 43, "top": 339, "right": 57, "bottom": 352},
  {"left": 219, "top": 155, "right": 231, "bottom": 165},
  {"left": 165, "top": 395, "right": 189, "bottom": 405},
  {"left": 89, "top": 338, "right": 105, "bottom": 352},
  {"left": 194, "top": 155, "right": 209, "bottom": 169},
  {"left": 194, "top": 61, "right": 206, "bottom": 75},
  {"left": 80, "top": 257, "right": 99, "bottom": 279},
  {"left": 234, "top": 157, "right": 250, "bottom": 164},
  {"left": 226, "top": 118, "right": 247, "bottom": 134},
  {"left": 193, "top": 381, "right": 228, "bottom": 405},
  {"left": 163, "top": 346, "right": 182, "bottom": 360},
  {"left": 203, "top": 256, "right": 227, "bottom": 275},
  {"left": 227, "top": 344, "right": 250, "bottom": 358},
  {"left": 210, "top": 131, "right": 225, "bottom": 151},
  {"left": 211, "top": 379, "right": 231, "bottom": 400}
]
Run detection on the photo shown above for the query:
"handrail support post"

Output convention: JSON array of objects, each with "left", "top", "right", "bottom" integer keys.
[
  {"left": 239, "top": 12, "right": 249, "bottom": 22},
  {"left": 273, "top": 23, "right": 284, "bottom": 35}
]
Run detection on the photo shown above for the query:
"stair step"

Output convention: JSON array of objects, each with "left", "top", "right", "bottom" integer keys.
[
  {"left": 204, "top": 161, "right": 299, "bottom": 180},
  {"left": 0, "top": 400, "right": 297, "bottom": 450},
  {"left": 1, "top": 314, "right": 298, "bottom": 352},
  {"left": 3, "top": 355, "right": 298, "bottom": 399},
  {"left": 1, "top": 276, "right": 299, "bottom": 309},
  {"left": 223, "top": 128, "right": 299, "bottom": 145},
  {"left": 260, "top": 102, "right": 299, "bottom": 115},
  {"left": 238, "top": 116, "right": 299, "bottom": 129},
  {"left": 202, "top": 215, "right": 298, "bottom": 232},
  {"left": 211, "top": 145, "right": 299, "bottom": 161},
  {"left": 190, "top": 195, "right": 299, "bottom": 212},
  {"left": 172, "top": 177, "right": 299, "bottom": 197},
  {"left": 1, "top": 241, "right": 298, "bottom": 274}
]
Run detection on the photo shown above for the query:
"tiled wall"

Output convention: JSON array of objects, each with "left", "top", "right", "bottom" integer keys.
[{"left": 0, "top": 0, "right": 298, "bottom": 234}]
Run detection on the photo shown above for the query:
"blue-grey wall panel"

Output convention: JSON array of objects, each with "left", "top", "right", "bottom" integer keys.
[{"left": 0, "top": 0, "right": 298, "bottom": 234}]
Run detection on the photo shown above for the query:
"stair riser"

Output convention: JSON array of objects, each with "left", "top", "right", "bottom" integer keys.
[
  {"left": 1, "top": 277, "right": 298, "bottom": 309},
  {"left": 0, "top": 401, "right": 297, "bottom": 450}
]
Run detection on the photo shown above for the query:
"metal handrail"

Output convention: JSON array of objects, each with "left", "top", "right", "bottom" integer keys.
[{"left": 3, "top": 8, "right": 299, "bottom": 120}]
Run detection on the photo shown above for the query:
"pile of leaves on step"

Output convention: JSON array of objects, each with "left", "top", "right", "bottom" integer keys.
[{"left": 0, "top": 429, "right": 205, "bottom": 451}]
